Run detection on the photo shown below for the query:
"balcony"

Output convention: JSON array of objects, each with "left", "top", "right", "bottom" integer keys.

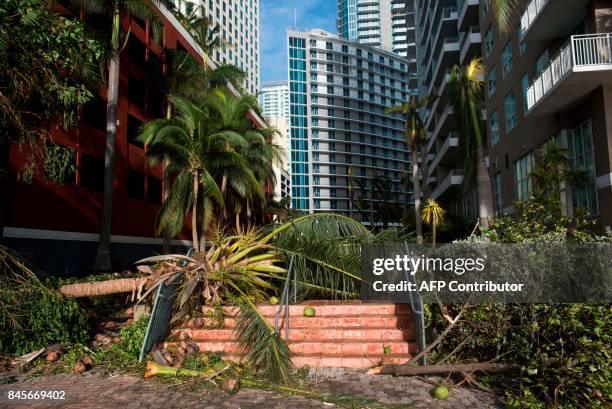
[
  {"left": 457, "top": 0, "right": 479, "bottom": 32},
  {"left": 431, "top": 103, "right": 456, "bottom": 139},
  {"left": 427, "top": 133, "right": 459, "bottom": 177},
  {"left": 431, "top": 169, "right": 464, "bottom": 200},
  {"left": 520, "top": 0, "right": 590, "bottom": 43},
  {"left": 459, "top": 26, "right": 482, "bottom": 64},
  {"left": 526, "top": 34, "right": 612, "bottom": 115}
]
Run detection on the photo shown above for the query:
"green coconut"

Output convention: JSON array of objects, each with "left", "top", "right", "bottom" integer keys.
[
  {"left": 383, "top": 345, "right": 392, "bottom": 355},
  {"left": 269, "top": 296, "right": 279, "bottom": 305},
  {"left": 303, "top": 306, "right": 316, "bottom": 317},
  {"left": 434, "top": 385, "right": 449, "bottom": 400}
]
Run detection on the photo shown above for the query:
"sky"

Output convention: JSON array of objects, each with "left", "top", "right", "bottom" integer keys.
[{"left": 260, "top": 0, "right": 337, "bottom": 84}]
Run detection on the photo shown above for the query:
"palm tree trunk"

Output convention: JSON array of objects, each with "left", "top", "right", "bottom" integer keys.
[
  {"left": 191, "top": 170, "right": 200, "bottom": 253},
  {"left": 235, "top": 212, "right": 240, "bottom": 233},
  {"left": 412, "top": 149, "right": 423, "bottom": 243},
  {"left": 93, "top": 7, "right": 121, "bottom": 271},
  {"left": 162, "top": 105, "right": 172, "bottom": 254},
  {"left": 60, "top": 278, "right": 143, "bottom": 297},
  {"left": 246, "top": 198, "right": 251, "bottom": 224},
  {"left": 468, "top": 100, "right": 494, "bottom": 227},
  {"left": 432, "top": 219, "right": 437, "bottom": 247}
]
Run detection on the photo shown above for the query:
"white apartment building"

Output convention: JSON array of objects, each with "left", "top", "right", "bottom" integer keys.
[
  {"left": 261, "top": 81, "right": 290, "bottom": 118},
  {"left": 288, "top": 29, "right": 412, "bottom": 223},
  {"left": 177, "top": 0, "right": 260, "bottom": 95}
]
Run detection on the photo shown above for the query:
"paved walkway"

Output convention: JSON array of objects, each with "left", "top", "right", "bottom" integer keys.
[{"left": 0, "top": 372, "right": 502, "bottom": 408}]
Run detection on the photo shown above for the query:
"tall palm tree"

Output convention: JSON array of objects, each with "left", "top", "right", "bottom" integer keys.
[
  {"left": 449, "top": 58, "right": 495, "bottom": 227},
  {"left": 422, "top": 198, "right": 444, "bottom": 246},
  {"left": 138, "top": 92, "right": 257, "bottom": 252},
  {"left": 67, "top": 0, "right": 164, "bottom": 270},
  {"left": 156, "top": 51, "right": 245, "bottom": 250},
  {"left": 386, "top": 95, "right": 435, "bottom": 243}
]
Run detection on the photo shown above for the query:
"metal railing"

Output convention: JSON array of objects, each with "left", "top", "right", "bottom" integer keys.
[
  {"left": 520, "top": 0, "right": 549, "bottom": 36},
  {"left": 526, "top": 33, "right": 612, "bottom": 111},
  {"left": 274, "top": 255, "right": 296, "bottom": 340}
]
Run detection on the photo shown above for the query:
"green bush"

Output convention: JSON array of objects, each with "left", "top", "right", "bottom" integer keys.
[{"left": 0, "top": 247, "right": 89, "bottom": 356}]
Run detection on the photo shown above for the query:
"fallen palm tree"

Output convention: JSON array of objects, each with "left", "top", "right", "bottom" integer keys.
[{"left": 56, "top": 214, "right": 394, "bottom": 383}]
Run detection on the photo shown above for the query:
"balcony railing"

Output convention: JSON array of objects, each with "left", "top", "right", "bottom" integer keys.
[
  {"left": 526, "top": 34, "right": 612, "bottom": 112},
  {"left": 520, "top": 0, "right": 548, "bottom": 38}
]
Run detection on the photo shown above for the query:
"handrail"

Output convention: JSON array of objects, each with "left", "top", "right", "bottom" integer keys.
[
  {"left": 526, "top": 33, "right": 612, "bottom": 111},
  {"left": 274, "top": 255, "right": 296, "bottom": 340}
]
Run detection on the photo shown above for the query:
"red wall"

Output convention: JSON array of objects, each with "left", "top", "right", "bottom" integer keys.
[{"left": 6, "top": 9, "right": 209, "bottom": 240}]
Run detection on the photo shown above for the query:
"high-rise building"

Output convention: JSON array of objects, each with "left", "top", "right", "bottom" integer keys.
[
  {"left": 337, "top": 0, "right": 418, "bottom": 92},
  {"left": 415, "top": 0, "right": 482, "bottom": 220},
  {"left": 261, "top": 82, "right": 291, "bottom": 201},
  {"left": 177, "top": 0, "right": 260, "bottom": 95},
  {"left": 261, "top": 81, "right": 290, "bottom": 118},
  {"left": 483, "top": 0, "right": 612, "bottom": 227},
  {"left": 288, "top": 29, "right": 413, "bottom": 223}
]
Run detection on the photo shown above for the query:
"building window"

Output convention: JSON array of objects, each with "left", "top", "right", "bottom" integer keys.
[
  {"left": 521, "top": 73, "right": 529, "bottom": 113},
  {"left": 80, "top": 154, "right": 104, "bottom": 191},
  {"left": 490, "top": 110, "right": 500, "bottom": 145},
  {"left": 482, "top": 0, "right": 489, "bottom": 17},
  {"left": 486, "top": 68, "right": 496, "bottom": 97},
  {"left": 502, "top": 41, "right": 513, "bottom": 77},
  {"left": 514, "top": 152, "right": 534, "bottom": 201},
  {"left": 517, "top": 24, "right": 527, "bottom": 55},
  {"left": 127, "top": 169, "right": 145, "bottom": 201},
  {"left": 536, "top": 50, "right": 549, "bottom": 75},
  {"left": 494, "top": 173, "right": 503, "bottom": 216},
  {"left": 504, "top": 90, "right": 517, "bottom": 132},
  {"left": 485, "top": 28, "right": 494, "bottom": 57},
  {"left": 568, "top": 120, "right": 598, "bottom": 215}
]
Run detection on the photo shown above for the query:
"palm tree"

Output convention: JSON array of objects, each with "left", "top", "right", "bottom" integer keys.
[
  {"left": 156, "top": 52, "right": 245, "bottom": 250},
  {"left": 173, "top": 1, "right": 228, "bottom": 58},
  {"left": 386, "top": 95, "right": 435, "bottom": 243},
  {"left": 67, "top": 0, "right": 165, "bottom": 270},
  {"left": 138, "top": 92, "right": 257, "bottom": 252},
  {"left": 491, "top": 0, "right": 520, "bottom": 34},
  {"left": 449, "top": 58, "right": 495, "bottom": 227},
  {"left": 422, "top": 199, "right": 444, "bottom": 246}
]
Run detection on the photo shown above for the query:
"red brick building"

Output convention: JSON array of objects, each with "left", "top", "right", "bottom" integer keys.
[{"left": 3, "top": 4, "right": 264, "bottom": 275}]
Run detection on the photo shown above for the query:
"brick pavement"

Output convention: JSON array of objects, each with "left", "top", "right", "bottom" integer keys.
[{"left": 0, "top": 371, "right": 503, "bottom": 408}]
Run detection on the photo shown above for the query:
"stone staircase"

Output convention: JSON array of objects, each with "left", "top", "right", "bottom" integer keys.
[{"left": 173, "top": 301, "right": 417, "bottom": 369}]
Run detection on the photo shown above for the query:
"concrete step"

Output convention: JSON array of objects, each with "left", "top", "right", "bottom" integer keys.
[
  {"left": 200, "top": 302, "right": 411, "bottom": 318},
  {"left": 180, "top": 340, "right": 414, "bottom": 356},
  {"left": 185, "top": 314, "right": 413, "bottom": 331},
  {"left": 178, "top": 327, "right": 415, "bottom": 342},
  {"left": 218, "top": 354, "right": 411, "bottom": 369}
]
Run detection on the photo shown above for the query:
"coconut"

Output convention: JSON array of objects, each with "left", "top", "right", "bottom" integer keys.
[
  {"left": 269, "top": 296, "right": 279, "bottom": 305},
  {"left": 81, "top": 356, "right": 94, "bottom": 367},
  {"left": 303, "top": 306, "right": 316, "bottom": 317},
  {"left": 434, "top": 385, "right": 449, "bottom": 400},
  {"left": 74, "top": 361, "right": 87, "bottom": 374},
  {"left": 45, "top": 352, "right": 59, "bottom": 362}
]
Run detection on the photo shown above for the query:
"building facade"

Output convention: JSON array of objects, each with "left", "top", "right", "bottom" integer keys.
[
  {"left": 4, "top": 3, "right": 265, "bottom": 274},
  {"left": 288, "top": 29, "right": 413, "bottom": 223},
  {"left": 182, "top": 0, "right": 260, "bottom": 95},
  {"left": 261, "top": 81, "right": 290, "bottom": 118},
  {"left": 415, "top": 0, "right": 482, "bottom": 221},
  {"left": 337, "top": 0, "right": 418, "bottom": 92},
  {"left": 482, "top": 0, "right": 612, "bottom": 227}
]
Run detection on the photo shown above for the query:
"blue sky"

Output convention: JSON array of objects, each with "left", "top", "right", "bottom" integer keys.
[{"left": 260, "top": 0, "right": 337, "bottom": 83}]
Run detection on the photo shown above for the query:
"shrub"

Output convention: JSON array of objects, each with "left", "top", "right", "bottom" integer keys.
[{"left": 0, "top": 246, "right": 88, "bottom": 356}]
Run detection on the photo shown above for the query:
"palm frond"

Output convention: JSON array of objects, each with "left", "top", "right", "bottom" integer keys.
[{"left": 235, "top": 299, "right": 291, "bottom": 384}]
